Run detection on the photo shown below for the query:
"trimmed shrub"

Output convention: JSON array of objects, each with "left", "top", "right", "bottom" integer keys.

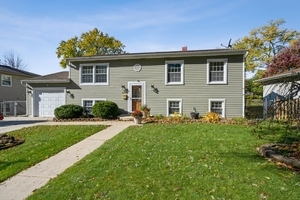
[
  {"left": 92, "top": 101, "right": 118, "bottom": 119},
  {"left": 54, "top": 104, "right": 83, "bottom": 119}
]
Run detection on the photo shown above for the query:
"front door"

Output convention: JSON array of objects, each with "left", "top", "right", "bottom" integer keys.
[
  {"left": 128, "top": 81, "right": 146, "bottom": 112},
  {"left": 132, "top": 85, "right": 142, "bottom": 111}
]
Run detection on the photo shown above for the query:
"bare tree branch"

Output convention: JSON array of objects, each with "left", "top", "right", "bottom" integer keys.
[{"left": 2, "top": 50, "right": 27, "bottom": 70}]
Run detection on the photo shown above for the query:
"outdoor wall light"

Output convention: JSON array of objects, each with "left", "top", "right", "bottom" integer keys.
[
  {"left": 121, "top": 85, "right": 128, "bottom": 92},
  {"left": 150, "top": 84, "right": 159, "bottom": 94},
  {"left": 66, "top": 90, "right": 74, "bottom": 99}
]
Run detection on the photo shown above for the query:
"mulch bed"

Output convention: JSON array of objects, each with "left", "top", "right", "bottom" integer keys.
[{"left": 0, "top": 134, "right": 25, "bottom": 150}]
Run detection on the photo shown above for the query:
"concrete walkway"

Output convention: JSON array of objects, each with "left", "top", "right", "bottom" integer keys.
[{"left": 0, "top": 120, "right": 134, "bottom": 200}]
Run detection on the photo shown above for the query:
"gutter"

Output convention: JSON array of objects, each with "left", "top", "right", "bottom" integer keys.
[
  {"left": 20, "top": 79, "right": 70, "bottom": 84},
  {"left": 67, "top": 49, "right": 247, "bottom": 63},
  {"left": 255, "top": 71, "right": 300, "bottom": 84}
]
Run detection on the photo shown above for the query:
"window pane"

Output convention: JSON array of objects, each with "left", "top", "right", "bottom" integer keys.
[
  {"left": 83, "top": 100, "right": 93, "bottom": 114},
  {"left": 211, "top": 101, "right": 223, "bottom": 115},
  {"left": 167, "top": 63, "right": 181, "bottom": 83},
  {"left": 95, "top": 65, "right": 107, "bottom": 83},
  {"left": 169, "top": 101, "right": 180, "bottom": 114},
  {"left": 82, "top": 66, "right": 93, "bottom": 83},
  {"left": 2, "top": 76, "right": 11, "bottom": 86},
  {"left": 209, "top": 62, "right": 224, "bottom": 82}
]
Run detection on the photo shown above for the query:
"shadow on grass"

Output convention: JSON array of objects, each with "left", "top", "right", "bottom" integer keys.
[
  {"left": 0, "top": 120, "right": 47, "bottom": 128},
  {"left": 0, "top": 159, "right": 27, "bottom": 170}
]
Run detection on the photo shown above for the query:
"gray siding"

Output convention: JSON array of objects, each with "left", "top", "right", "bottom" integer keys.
[
  {"left": 66, "top": 54, "right": 244, "bottom": 118},
  {"left": 0, "top": 73, "right": 27, "bottom": 101}
]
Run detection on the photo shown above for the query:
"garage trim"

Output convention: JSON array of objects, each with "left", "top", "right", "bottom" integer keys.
[{"left": 32, "top": 87, "right": 66, "bottom": 117}]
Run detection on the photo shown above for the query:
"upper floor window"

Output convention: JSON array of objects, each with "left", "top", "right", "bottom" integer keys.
[
  {"left": 207, "top": 59, "right": 227, "bottom": 84},
  {"left": 1, "top": 75, "right": 12, "bottom": 87},
  {"left": 80, "top": 63, "right": 109, "bottom": 85},
  {"left": 165, "top": 60, "right": 184, "bottom": 85}
]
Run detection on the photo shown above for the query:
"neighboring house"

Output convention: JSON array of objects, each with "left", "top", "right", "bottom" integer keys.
[
  {"left": 255, "top": 69, "right": 300, "bottom": 117},
  {"left": 0, "top": 65, "right": 39, "bottom": 115},
  {"left": 22, "top": 48, "right": 247, "bottom": 118}
]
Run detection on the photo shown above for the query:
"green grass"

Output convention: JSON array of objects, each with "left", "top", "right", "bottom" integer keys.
[
  {"left": 27, "top": 123, "right": 300, "bottom": 199},
  {"left": 0, "top": 125, "right": 106, "bottom": 182}
]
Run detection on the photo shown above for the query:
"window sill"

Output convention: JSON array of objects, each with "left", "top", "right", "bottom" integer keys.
[
  {"left": 207, "top": 82, "right": 227, "bottom": 85},
  {"left": 165, "top": 82, "right": 184, "bottom": 85},
  {"left": 80, "top": 83, "right": 109, "bottom": 86}
]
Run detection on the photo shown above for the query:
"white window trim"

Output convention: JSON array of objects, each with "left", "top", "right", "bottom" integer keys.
[
  {"left": 82, "top": 98, "right": 107, "bottom": 114},
  {"left": 127, "top": 81, "right": 146, "bottom": 112},
  {"left": 166, "top": 98, "right": 182, "bottom": 116},
  {"left": 79, "top": 63, "right": 109, "bottom": 85},
  {"left": 1, "top": 74, "right": 12, "bottom": 87},
  {"left": 208, "top": 99, "right": 226, "bottom": 118},
  {"left": 207, "top": 58, "right": 228, "bottom": 84},
  {"left": 165, "top": 60, "right": 184, "bottom": 85}
]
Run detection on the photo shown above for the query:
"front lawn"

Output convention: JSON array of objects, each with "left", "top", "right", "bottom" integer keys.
[
  {"left": 28, "top": 123, "right": 300, "bottom": 199},
  {"left": 0, "top": 125, "right": 107, "bottom": 182}
]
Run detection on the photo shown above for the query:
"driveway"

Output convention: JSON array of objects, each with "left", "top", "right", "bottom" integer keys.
[{"left": 0, "top": 116, "right": 51, "bottom": 134}]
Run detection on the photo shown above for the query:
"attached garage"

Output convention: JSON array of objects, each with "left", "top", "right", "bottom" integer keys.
[
  {"left": 33, "top": 88, "right": 66, "bottom": 117},
  {"left": 21, "top": 71, "right": 70, "bottom": 117}
]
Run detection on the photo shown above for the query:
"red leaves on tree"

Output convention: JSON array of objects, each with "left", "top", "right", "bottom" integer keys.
[{"left": 263, "top": 40, "right": 300, "bottom": 77}]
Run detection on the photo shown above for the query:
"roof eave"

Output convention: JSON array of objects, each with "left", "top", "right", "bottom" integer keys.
[
  {"left": 67, "top": 50, "right": 247, "bottom": 63},
  {"left": 255, "top": 72, "right": 300, "bottom": 84},
  {"left": 21, "top": 79, "right": 70, "bottom": 84}
]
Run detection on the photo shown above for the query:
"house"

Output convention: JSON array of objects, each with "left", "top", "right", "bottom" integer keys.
[
  {"left": 22, "top": 48, "right": 247, "bottom": 118},
  {"left": 0, "top": 65, "right": 39, "bottom": 116},
  {"left": 255, "top": 69, "right": 300, "bottom": 118}
]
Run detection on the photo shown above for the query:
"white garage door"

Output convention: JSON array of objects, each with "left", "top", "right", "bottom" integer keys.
[{"left": 34, "top": 89, "right": 65, "bottom": 117}]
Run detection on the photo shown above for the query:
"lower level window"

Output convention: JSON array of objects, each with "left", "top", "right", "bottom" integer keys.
[
  {"left": 209, "top": 99, "right": 225, "bottom": 117},
  {"left": 167, "top": 99, "right": 182, "bottom": 116},
  {"left": 82, "top": 98, "right": 106, "bottom": 115}
]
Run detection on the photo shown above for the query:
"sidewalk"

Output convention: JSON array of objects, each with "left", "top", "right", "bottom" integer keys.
[{"left": 0, "top": 120, "right": 134, "bottom": 200}]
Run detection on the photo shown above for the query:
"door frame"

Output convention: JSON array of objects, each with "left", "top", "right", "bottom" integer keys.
[{"left": 127, "top": 81, "right": 146, "bottom": 112}]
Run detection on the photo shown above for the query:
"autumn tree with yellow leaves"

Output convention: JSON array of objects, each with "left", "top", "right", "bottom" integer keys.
[
  {"left": 233, "top": 19, "right": 300, "bottom": 73},
  {"left": 56, "top": 28, "right": 126, "bottom": 68}
]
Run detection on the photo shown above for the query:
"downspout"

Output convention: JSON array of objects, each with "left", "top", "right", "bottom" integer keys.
[{"left": 242, "top": 51, "right": 248, "bottom": 118}]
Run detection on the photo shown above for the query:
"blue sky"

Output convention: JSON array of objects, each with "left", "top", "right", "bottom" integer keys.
[{"left": 0, "top": 0, "right": 299, "bottom": 75}]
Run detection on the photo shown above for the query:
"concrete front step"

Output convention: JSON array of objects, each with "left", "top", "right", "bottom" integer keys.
[{"left": 118, "top": 114, "right": 134, "bottom": 121}]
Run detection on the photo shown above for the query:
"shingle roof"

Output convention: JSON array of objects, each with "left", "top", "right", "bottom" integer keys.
[
  {"left": 67, "top": 49, "right": 247, "bottom": 63},
  {"left": 0, "top": 65, "right": 39, "bottom": 77},
  {"left": 255, "top": 68, "right": 300, "bottom": 85},
  {"left": 21, "top": 71, "right": 69, "bottom": 83}
]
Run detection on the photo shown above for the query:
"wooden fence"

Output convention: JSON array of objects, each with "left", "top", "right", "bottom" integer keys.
[{"left": 274, "top": 98, "right": 300, "bottom": 120}]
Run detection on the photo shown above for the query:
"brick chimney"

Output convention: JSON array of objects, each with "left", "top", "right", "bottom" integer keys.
[{"left": 182, "top": 46, "right": 187, "bottom": 51}]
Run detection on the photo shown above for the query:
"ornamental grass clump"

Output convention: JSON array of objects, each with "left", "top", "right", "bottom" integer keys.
[{"left": 203, "top": 112, "right": 220, "bottom": 123}]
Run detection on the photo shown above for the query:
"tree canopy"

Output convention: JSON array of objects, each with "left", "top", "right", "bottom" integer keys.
[
  {"left": 263, "top": 40, "right": 300, "bottom": 77},
  {"left": 56, "top": 28, "right": 126, "bottom": 68},
  {"left": 1, "top": 50, "right": 27, "bottom": 70},
  {"left": 233, "top": 19, "right": 300, "bottom": 72}
]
